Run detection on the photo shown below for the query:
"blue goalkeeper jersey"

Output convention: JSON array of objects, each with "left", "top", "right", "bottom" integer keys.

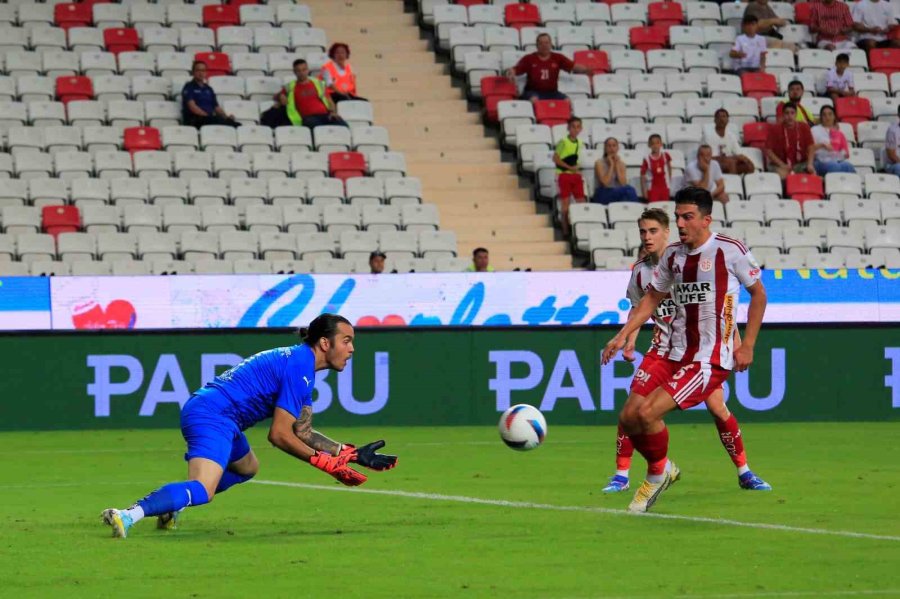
[{"left": 191, "top": 344, "right": 315, "bottom": 430}]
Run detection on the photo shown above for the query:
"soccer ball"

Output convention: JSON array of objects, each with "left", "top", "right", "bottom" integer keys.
[{"left": 498, "top": 404, "right": 547, "bottom": 451}]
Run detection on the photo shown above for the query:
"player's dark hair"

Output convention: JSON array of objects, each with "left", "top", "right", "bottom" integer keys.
[
  {"left": 473, "top": 247, "right": 489, "bottom": 257},
  {"left": 298, "top": 313, "right": 351, "bottom": 347},
  {"left": 742, "top": 15, "right": 758, "bottom": 25},
  {"left": 835, "top": 53, "right": 850, "bottom": 63},
  {"left": 293, "top": 58, "right": 307, "bottom": 68},
  {"left": 714, "top": 108, "right": 729, "bottom": 118},
  {"left": 639, "top": 207, "right": 669, "bottom": 228},
  {"left": 788, "top": 79, "right": 804, "bottom": 90},
  {"left": 648, "top": 133, "right": 662, "bottom": 144},
  {"left": 567, "top": 116, "right": 582, "bottom": 127},
  {"left": 191, "top": 60, "right": 207, "bottom": 71},
  {"left": 674, "top": 186, "right": 713, "bottom": 217}
]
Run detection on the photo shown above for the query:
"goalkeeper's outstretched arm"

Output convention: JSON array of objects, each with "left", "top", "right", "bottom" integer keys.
[{"left": 292, "top": 405, "right": 343, "bottom": 455}]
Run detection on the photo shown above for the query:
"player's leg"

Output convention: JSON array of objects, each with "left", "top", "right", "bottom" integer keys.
[
  {"left": 704, "top": 395, "right": 771, "bottom": 491},
  {"left": 623, "top": 387, "right": 680, "bottom": 512},
  {"left": 602, "top": 393, "right": 642, "bottom": 493}
]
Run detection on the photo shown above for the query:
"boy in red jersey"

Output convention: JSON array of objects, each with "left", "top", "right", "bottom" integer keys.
[
  {"left": 640, "top": 134, "right": 673, "bottom": 203},
  {"left": 602, "top": 187, "right": 769, "bottom": 512},
  {"left": 602, "top": 207, "right": 771, "bottom": 495}
]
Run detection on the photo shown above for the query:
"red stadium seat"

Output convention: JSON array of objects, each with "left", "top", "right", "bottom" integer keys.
[
  {"left": 786, "top": 173, "right": 824, "bottom": 202},
  {"left": 741, "top": 72, "right": 778, "bottom": 100},
  {"left": 794, "top": 2, "right": 812, "bottom": 25},
  {"left": 103, "top": 28, "right": 140, "bottom": 55},
  {"left": 629, "top": 26, "right": 667, "bottom": 52},
  {"left": 574, "top": 50, "right": 610, "bottom": 75},
  {"left": 599, "top": 0, "right": 629, "bottom": 5},
  {"left": 648, "top": 2, "right": 684, "bottom": 27},
  {"left": 83, "top": 0, "right": 112, "bottom": 7},
  {"left": 868, "top": 48, "right": 900, "bottom": 75},
  {"left": 504, "top": 3, "right": 540, "bottom": 30},
  {"left": 202, "top": 4, "right": 239, "bottom": 30},
  {"left": 481, "top": 76, "right": 517, "bottom": 123},
  {"left": 835, "top": 96, "right": 873, "bottom": 129},
  {"left": 534, "top": 99, "right": 571, "bottom": 126},
  {"left": 742, "top": 122, "right": 771, "bottom": 150},
  {"left": 454, "top": 0, "right": 487, "bottom": 6},
  {"left": 42, "top": 206, "right": 79, "bottom": 237},
  {"left": 56, "top": 76, "right": 93, "bottom": 104},
  {"left": 329, "top": 152, "right": 366, "bottom": 182},
  {"left": 195, "top": 52, "right": 231, "bottom": 77},
  {"left": 54, "top": 2, "right": 92, "bottom": 30},
  {"left": 123, "top": 126, "right": 161, "bottom": 154}
]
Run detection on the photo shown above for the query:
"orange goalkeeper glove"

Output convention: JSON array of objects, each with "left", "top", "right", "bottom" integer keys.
[{"left": 310, "top": 451, "right": 367, "bottom": 486}]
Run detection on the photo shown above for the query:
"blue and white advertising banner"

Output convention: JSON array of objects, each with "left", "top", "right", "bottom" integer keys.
[
  {"left": 0, "top": 277, "right": 51, "bottom": 330},
  {"left": 41, "top": 268, "right": 900, "bottom": 330}
]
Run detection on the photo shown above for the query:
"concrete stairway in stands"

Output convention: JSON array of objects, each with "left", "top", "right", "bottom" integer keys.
[{"left": 304, "top": 0, "right": 572, "bottom": 271}]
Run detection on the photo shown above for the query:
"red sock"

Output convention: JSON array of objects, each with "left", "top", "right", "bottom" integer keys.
[
  {"left": 715, "top": 414, "right": 747, "bottom": 468},
  {"left": 630, "top": 427, "right": 669, "bottom": 476},
  {"left": 616, "top": 423, "right": 633, "bottom": 472}
]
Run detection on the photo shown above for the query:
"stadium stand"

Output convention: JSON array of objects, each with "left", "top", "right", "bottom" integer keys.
[{"left": 418, "top": 0, "right": 900, "bottom": 271}]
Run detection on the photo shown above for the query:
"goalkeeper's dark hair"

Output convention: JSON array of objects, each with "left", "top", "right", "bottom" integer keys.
[
  {"left": 298, "top": 313, "right": 352, "bottom": 346},
  {"left": 674, "top": 186, "right": 714, "bottom": 216}
]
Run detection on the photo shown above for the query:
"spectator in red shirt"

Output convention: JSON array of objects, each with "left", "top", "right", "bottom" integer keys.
[
  {"left": 261, "top": 59, "right": 348, "bottom": 129},
  {"left": 765, "top": 103, "right": 816, "bottom": 180},
  {"left": 809, "top": 0, "right": 856, "bottom": 50},
  {"left": 504, "top": 33, "right": 589, "bottom": 103}
]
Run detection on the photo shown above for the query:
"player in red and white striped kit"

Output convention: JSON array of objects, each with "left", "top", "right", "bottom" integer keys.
[
  {"left": 602, "top": 187, "right": 769, "bottom": 512},
  {"left": 602, "top": 207, "right": 771, "bottom": 496}
]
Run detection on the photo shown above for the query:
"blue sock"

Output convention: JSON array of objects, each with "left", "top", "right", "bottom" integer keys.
[
  {"left": 136, "top": 480, "right": 210, "bottom": 518},
  {"left": 216, "top": 470, "right": 253, "bottom": 494}
]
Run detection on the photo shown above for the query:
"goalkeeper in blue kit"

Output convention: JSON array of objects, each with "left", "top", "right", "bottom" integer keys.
[{"left": 102, "top": 313, "right": 398, "bottom": 538}]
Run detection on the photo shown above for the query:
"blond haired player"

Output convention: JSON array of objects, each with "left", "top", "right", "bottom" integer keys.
[
  {"left": 602, "top": 187, "right": 769, "bottom": 512},
  {"left": 602, "top": 207, "right": 771, "bottom": 496}
]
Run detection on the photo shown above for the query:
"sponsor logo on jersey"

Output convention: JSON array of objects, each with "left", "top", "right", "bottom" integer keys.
[
  {"left": 675, "top": 281, "right": 712, "bottom": 304},
  {"left": 655, "top": 297, "right": 677, "bottom": 319},
  {"left": 634, "top": 368, "right": 651, "bottom": 384},
  {"left": 723, "top": 294, "right": 734, "bottom": 343}
]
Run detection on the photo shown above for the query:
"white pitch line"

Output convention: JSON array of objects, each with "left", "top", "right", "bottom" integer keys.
[
  {"left": 253, "top": 479, "right": 900, "bottom": 543},
  {"left": 597, "top": 590, "right": 900, "bottom": 599}
]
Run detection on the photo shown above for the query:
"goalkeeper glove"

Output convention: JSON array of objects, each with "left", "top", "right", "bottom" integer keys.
[
  {"left": 310, "top": 451, "right": 367, "bottom": 486},
  {"left": 340, "top": 440, "right": 398, "bottom": 471}
]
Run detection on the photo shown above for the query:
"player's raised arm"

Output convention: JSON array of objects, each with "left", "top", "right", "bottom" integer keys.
[
  {"left": 602, "top": 287, "right": 667, "bottom": 365},
  {"left": 734, "top": 280, "right": 767, "bottom": 372}
]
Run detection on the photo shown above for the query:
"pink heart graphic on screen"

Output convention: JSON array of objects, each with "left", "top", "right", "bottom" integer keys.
[
  {"left": 355, "top": 315, "right": 407, "bottom": 327},
  {"left": 71, "top": 300, "right": 137, "bottom": 329}
]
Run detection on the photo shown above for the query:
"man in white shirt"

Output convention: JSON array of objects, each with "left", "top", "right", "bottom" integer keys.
[
  {"left": 703, "top": 109, "right": 756, "bottom": 175},
  {"left": 884, "top": 106, "right": 900, "bottom": 177},
  {"left": 729, "top": 15, "right": 768, "bottom": 74},
  {"left": 852, "top": 0, "right": 899, "bottom": 52},
  {"left": 684, "top": 145, "right": 728, "bottom": 203},
  {"left": 825, "top": 53, "right": 856, "bottom": 100}
]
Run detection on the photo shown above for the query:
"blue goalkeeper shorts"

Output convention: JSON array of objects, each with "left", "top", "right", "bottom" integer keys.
[{"left": 180, "top": 396, "right": 251, "bottom": 470}]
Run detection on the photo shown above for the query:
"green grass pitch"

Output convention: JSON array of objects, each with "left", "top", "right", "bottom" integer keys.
[{"left": 2, "top": 423, "right": 899, "bottom": 599}]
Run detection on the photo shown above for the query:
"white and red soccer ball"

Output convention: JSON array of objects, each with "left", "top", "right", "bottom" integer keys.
[{"left": 498, "top": 404, "right": 547, "bottom": 451}]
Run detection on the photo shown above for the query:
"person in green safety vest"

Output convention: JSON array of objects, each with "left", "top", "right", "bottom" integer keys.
[
  {"left": 553, "top": 116, "right": 586, "bottom": 238},
  {"left": 276, "top": 59, "right": 349, "bottom": 130},
  {"left": 466, "top": 247, "right": 495, "bottom": 273}
]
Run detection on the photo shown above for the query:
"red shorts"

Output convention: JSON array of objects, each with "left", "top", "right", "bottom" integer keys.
[
  {"left": 557, "top": 173, "right": 585, "bottom": 200},
  {"left": 629, "top": 353, "right": 678, "bottom": 397},
  {"left": 665, "top": 361, "right": 731, "bottom": 410},
  {"left": 645, "top": 186, "right": 670, "bottom": 203}
]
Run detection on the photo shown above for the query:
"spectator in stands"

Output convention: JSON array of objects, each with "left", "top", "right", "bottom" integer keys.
[
  {"left": 776, "top": 80, "right": 816, "bottom": 125},
  {"left": 553, "top": 117, "right": 587, "bottom": 238},
  {"left": 320, "top": 43, "right": 366, "bottom": 103},
  {"left": 504, "top": 33, "right": 589, "bottom": 103},
  {"left": 369, "top": 250, "right": 386, "bottom": 275},
  {"left": 884, "top": 106, "right": 900, "bottom": 177},
  {"left": 640, "top": 134, "right": 672, "bottom": 203},
  {"left": 704, "top": 109, "right": 755, "bottom": 175},
  {"left": 592, "top": 137, "right": 639, "bottom": 204},
  {"left": 742, "top": 0, "right": 797, "bottom": 52},
  {"left": 809, "top": 0, "right": 857, "bottom": 51},
  {"left": 809, "top": 105, "right": 856, "bottom": 175},
  {"left": 467, "top": 247, "right": 494, "bottom": 272},
  {"left": 262, "top": 59, "right": 348, "bottom": 129},
  {"left": 685, "top": 145, "right": 728, "bottom": 204},
  {"left": 765, "top": 103, "right": 815, "bottom": 179},
  {"left": 181, "top": 61, "right": 238, "bottom": 129},
  {"left": 730, "top": 16, "right": 768, "bottom": 75},
  {"left": 852, "top": 0, "right": 899, "bottom": 52},
  {"left": 825, "top": 53, "right": 855, "bottom": 101}
]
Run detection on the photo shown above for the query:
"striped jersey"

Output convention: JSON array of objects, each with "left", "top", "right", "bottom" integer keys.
[
  {"left": 650, "top": 232, "right": 762, "bottom": 370},
  {"left": 626, "top": 256, "right": 677, "bottom": 356}
]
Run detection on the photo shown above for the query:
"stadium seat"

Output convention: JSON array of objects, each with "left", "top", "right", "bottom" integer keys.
[
  {"left": 835, "top": 97, "right": 873, "bottom": 130},
  {"left": 505, "top": 3, "right": 540, "bottom": 30},
  {"left": 55, "top": 3, "right": 93, "bottom": 31},
  {"left": 647, "top": 2, "right": 684, "bottom": 27},
  {"left": 124, "top": 127, "right": 161, "bottom": 154},
  {"left": 103, "top": 28, "right": 140, "bottom": 55},
  {"left": 56, "top": 76, "right": 93, "bottom": 105},
  {"left": 203, "top": 4, "right": 240, "bottom": 31},
  {"left": 629, "top": 26, "right": 666, "bottom": 52},
  {"left": 533, "top": 99, "right": 571, "bottom": 127},
  {"left": 328, "top": 152, "right": 366, "bottom": 182},
  {"left": 42, "top": 205, "right": 79, "bottom": 237},
  {"left": 786, "top": 173, "right": 824, "bottom": 202},
  {"left": 741, "top": 72, "right": 778, "bottom": 100},
  {"left": 195, "top": 52, "right": 231, "bottom": 77},
  {"left": 868, "top": 48, "right": 900, "bottom": 76},
  {"left": 742, "top": 122, "right": 771, "bottom": 151}
]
